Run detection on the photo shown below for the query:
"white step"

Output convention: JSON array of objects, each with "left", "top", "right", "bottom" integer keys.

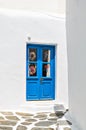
[{"left": 20, "top": 101, "right": 65, "bottom": 113}]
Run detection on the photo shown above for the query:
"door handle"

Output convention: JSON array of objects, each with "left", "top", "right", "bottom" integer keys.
[{"left": 40, "top": 78, "right": 43, "bottom": 84}]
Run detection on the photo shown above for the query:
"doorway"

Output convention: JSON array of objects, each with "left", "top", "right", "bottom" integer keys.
[{"left": 26, "top": 44, "right": 55, "bottom": 100}]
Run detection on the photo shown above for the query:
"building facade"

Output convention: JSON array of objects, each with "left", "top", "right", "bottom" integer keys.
[{"left": 0, "top": 8, "right": 68, "bottom": 112}]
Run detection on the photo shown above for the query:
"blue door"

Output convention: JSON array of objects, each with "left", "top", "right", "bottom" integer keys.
[{"left": 26, "top": 44, "right": 55, "bottom": 100}]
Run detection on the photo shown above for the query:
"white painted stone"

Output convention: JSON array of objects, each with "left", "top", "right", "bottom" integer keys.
[
  {"left": 0, "top": 9, "right": 68, "bottom": 112},
  {"left": 67, "top": 0, "right": 86, "bottom": 130},
  {"left": 0, "top": 0, "right": 65, "bottom": 15}
]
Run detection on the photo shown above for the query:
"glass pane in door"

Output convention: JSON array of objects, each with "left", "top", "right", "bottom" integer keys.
[
  {"left": 28, "top": 63, "right": 37, "bottom": 76},
  {"left": 29, "top": 48, "right": 37, "bottom": 61},
  {"left": 42, "top": 64, "right": 50, "bottom": 77},
  {"left": 43, "top": 50, "right": 50, "bottom": 62}
]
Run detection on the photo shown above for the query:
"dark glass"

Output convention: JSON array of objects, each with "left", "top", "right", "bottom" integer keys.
[
  {"left": 43, "top": 49, "right": 50, "bottom": 62},
  {"left": 29, "top": 48, "right": 37, "bottom": 61},
  {"left": 28, "top": 63, "right": 37, "bottom": 76},
  {"left": 42, "top": 64, "right": 50, "bottom": 77}
]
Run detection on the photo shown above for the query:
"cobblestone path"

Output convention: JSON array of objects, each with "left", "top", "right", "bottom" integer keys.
[{"left": 0, "top": 111, "right": 72, "bottom": 130}]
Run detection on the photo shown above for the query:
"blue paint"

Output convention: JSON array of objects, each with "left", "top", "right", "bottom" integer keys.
[{"left": 26, "top": 44, "right": 55, "bottom": 100}]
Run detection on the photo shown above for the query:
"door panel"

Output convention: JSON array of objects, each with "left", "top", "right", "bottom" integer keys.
[
  {"left": 26, "top": 44, "right": 55, "bottom": 100},
  {"left": 40, "top": 46, "right": 55, "bottom": 99},
  {"left": 26, "top": 80, "right": 39, "bottom": 100},
  {"left": 40, "top": 80, "right": 53, "bottom": 99}
]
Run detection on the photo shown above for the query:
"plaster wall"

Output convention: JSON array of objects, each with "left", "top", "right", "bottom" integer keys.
[
  {"left": 0, "top": 9, "right": 68, "bottom": 111},
  {"left": 67, "top": 0, "right": 86, "bottom": 130},
  {"left": 0, "top": 0, "right": 66, "bottom": 15}
]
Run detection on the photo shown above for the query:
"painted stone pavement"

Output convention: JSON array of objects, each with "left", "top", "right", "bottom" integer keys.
[{"left": 0, "top": 111, "right": 72, "bottom": 130}]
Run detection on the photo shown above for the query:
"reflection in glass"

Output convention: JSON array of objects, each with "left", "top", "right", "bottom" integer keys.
[
  {"left": 29, "top": 48, "right": 37, "bottom": 61},
  {"left": 42, "top": 64, "right": 50, "bottom": 77},
  {"left": 28, "top": 64, "right": 37, "bottom": 76},
  {"left": 43, "top": 50, "right": 50, "bottom": 62}
]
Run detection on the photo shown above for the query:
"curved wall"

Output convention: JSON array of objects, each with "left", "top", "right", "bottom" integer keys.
[{"left": 67, "top": 0, "right": 86, "bottom": 130}]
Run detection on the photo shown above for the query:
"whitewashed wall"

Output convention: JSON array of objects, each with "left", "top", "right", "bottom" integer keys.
[
  {"left": 0, "top": 9, "right": 68, "bottom": 111},
  {"left": 67, "top": 0, "right": 86, "bottom": 130},
  {"left": 0, "top": 0, "right": 66, "bottom": 15}
]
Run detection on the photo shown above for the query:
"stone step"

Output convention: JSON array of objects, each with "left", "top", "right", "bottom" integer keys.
[{"left": 20, "top": 101, "right": 66, "bottom": 113}]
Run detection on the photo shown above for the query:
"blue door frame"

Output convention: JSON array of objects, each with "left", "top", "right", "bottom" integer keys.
[{"left": 26, "top": 44, "right": 55, "bottom": 100}]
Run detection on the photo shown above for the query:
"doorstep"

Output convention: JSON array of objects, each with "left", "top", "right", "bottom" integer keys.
[{"left": 20, "top": 101, "right": 67, "bottom": 113}]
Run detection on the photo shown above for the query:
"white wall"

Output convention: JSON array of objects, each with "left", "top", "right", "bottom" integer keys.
[
  {"left": 0, "top": 9, "right": 68, "bottom": 110},
  {"left": 0, "top": 0, "right": 66, "bottom": 15},
  {"left": 67, "top": 0, "right": 86, "bottom": 130}
]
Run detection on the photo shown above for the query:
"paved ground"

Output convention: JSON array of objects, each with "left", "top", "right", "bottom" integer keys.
[{"left": 0, "top": 111, "right": 72, "bottom": 130}]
